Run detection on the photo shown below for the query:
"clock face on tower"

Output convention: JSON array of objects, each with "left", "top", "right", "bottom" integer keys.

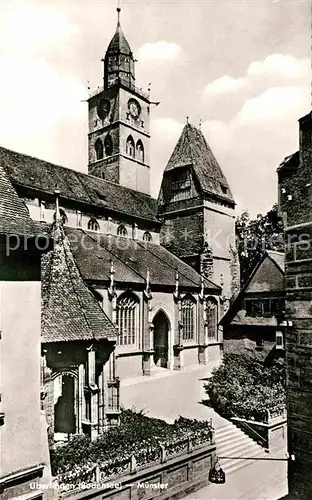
[
  {"left": 97, "top": 98, "right": 111, "bottom": 120},
  {"left": 128, "top": 98, "right": 141, "bottom": 120}
]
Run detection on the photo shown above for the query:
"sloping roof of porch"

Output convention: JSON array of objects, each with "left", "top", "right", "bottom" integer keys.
[{"left": 41, "top": 221, "right": 117, "bottom": 343}]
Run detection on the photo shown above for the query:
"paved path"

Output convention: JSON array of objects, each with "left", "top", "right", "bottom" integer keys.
[
  {"left": 184, "top": 457, "right": 287, "bottom": 500},
  {"left": 121, "top": 362, "right": 227, "bottom": 428},
  {"left": 120, "top": 363, "right": 288, "bottom": 500}
]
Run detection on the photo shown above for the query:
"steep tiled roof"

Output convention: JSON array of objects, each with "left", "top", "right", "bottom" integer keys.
[
  {"left": 224, "top": 338, "right": 276, "bottom": 362},
  {"left": 65, "top": 227, "right": 220, "bottom": 292},
  {"left": 164, "top": 123, "right": 234, "bottom": 204},
  {"left": 41, "top": 221, "right": 117, "bottom": 343},
  {"left": 277, "top": 151, "right": 299, "bottom": 173},
  {"left": 0, "top": 161, "right": 42, "bottom": 237},
  {"left": 221, "top": 250, "right": 285, "bottom": 326},
  {"left": 0, "top": 147, "right": 158, "bottom": 222}
]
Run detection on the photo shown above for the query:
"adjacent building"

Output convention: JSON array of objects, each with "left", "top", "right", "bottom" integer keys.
[
  {"left": 0, "top": 163, "right": 50, "bottom": 499},
  {"left": 221, "top": 250, "right": 285, "bottom": 362},
  {"left": 277, "top": 111, "right": 312, "bottom": 499}
]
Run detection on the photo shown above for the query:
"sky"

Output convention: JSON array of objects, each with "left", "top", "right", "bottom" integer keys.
[{"left": 0, "top": 0, "right": 310, "bottom": 216}]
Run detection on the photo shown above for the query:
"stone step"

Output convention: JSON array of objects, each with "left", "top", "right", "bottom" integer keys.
[
  {"left": 216, "top": 429, "right": 252, "bottom": 446},
  {"left": 215, "top": 424, "right": 249, "bottom": 439},
  {"left": 216, "top": 435, "right": 250, "bottom": 448},
  {"left": 217, "top": 438, "right": 262, "bottom": 458},
  {"left": 221, "top": 446, "right": 267, "bottom": 476},
  {"left": 212, "top": 418, "right": 268, "bottom": 476}
]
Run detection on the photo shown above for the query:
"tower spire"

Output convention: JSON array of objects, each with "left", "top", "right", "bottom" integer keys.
[{"left": 117, "top": 4, "right": 121, "bottom": 27}]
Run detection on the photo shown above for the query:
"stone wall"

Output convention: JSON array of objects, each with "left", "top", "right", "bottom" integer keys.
[
  {"left": 279, "top": 111, "right": 312, "bottom": 499},
  {"left": 160, "top": 209, "right": 204, "bottom": 262},
  {"left": 58, "top": 442, "right": 216, "bottom": 500}
]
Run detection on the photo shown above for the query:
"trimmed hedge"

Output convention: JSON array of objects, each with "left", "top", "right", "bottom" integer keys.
[
  {"left": 204, "top": 354, "right": 286, "bottom": 421},
  {"left": 50, "top": 408, "right": 212, "bottom": 476}
]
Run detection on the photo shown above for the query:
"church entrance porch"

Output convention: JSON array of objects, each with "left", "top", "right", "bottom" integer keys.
[
  {"left": 153, "top": 311, "right": 170, "bottom": 368},
  {"left": 53, "top": 372, "right": 77, "bottom": 440}
]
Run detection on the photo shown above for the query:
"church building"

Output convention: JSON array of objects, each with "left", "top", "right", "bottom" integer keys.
[{"left": 1, "top": 8, "right": 238, "bottom": 384}]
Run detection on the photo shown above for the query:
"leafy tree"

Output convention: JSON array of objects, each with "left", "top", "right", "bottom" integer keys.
[
  {"left": 236, "top": 203, "right": 284, "bottom": 285},
  {"left": 204, "top": 354, "right": 286, "bottom": 421}
]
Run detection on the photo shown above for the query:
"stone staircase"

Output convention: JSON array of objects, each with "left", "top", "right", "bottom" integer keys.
[{"left": 215, "top": 421, "right": 267, "bottom": 475}]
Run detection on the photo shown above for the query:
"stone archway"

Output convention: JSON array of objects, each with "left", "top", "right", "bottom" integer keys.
[
  {"left": 153, "top": 310, "right": 170, "bottom": 368},
  {"left": 53, "top": 372, "right": 77, "bottom": 436}
]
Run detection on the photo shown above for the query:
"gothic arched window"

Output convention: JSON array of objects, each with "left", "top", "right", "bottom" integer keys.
[
  {"left": 104, "top": 134, "right": 113, "bottom": 156},
  {"left": 117, "top": 224, "right": 127, "bottom": 237},
  {"left": 143, "top": 231, "right": 152, "bottom": 242},
  {"left": 136, "top": 140, "right": 144, "bottom": 163},
  {"left": 206, "top": 298, "right": 218, "bottom": 340},
  {"left": 88, "top": 217, "right": 100, "bottom": 232},
  {"left": 126, "top": 135, "right": 135, "bottom": 158},
  {"left": 95, "top": 139, "right": 104, "bottom": 160},
  {"left": 116, "top": 292, "right": 139, "bottom": 345},
  {"left": 181, "top": 295, "right": 196, "bottom": 341}
]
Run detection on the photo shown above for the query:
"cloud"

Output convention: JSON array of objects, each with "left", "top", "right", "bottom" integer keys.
[
  {"left": 201, "top": 81, "right": 308, "bottom": 216},
  {"left": 0, "top": 3, "right": 79, "bottom": 57},
  {"left": 247, "top": 54, "right": 310, "bottom": 80},
  {"left": 236, "top": 86, "right": 305, "bottom": 124},
  {"left": 204, "top": 76, "right": 246, "bottom": 96},
  {"left": 137, "top": 41, "right": 182, "bottom": 61},
  {"left": 203, "top": 54, "right": 309, "bottom": 100},
  {"left": 0, "top": 2, "right": 86, "bottom": 164}
]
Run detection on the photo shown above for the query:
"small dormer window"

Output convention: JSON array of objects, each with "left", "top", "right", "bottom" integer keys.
[
  {"left": 170, "top": 168, "right": 191, "bottom": 192},
  {"left": 143, "top": 231, "right": 152, "bottom": 242},
  {"left": 117, "top": 224, "right": 127, "bottom": 237},
  {"left": 88, "top": 217, "right": 100, "bottom": 232},
  {"left": 220, "top": 183, "right": 228, "bottom": 194}
]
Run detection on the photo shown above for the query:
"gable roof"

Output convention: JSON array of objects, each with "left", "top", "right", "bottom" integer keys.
[
  {"left": 41, "top": 221, "right": 117, "bottom": 343},
  {"left": 0, "top": 160, "right": 43, "bottom": 237},
  {"left": 164, "top": 123, "right": 234, "bottom": 205},
  {"left": 221, "top": 250, "right": 285, "bottom": 326},
  {"left": 64, "top": 227, "right": 220, "bottom": 292},
  {"left": 0, "top": 146, "right": 159, "bottom": 223},
  {"left": 266, "top": 250, "right": 285, "bottom": 273},
  {"left": 277, "top": 151, "right": 299, "bottom": 173}
]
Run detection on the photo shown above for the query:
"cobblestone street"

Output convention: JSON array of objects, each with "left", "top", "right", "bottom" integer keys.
[{"left": 121, "top": 363, "right": 288, "bottom": 500}]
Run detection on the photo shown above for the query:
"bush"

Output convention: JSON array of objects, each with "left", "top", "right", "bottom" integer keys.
[
  {"left": 204, "top": 354, "right": 286, "bottom": 421},
  {"left": 50, "top": 408, "right": 212, "bottom": 477}
]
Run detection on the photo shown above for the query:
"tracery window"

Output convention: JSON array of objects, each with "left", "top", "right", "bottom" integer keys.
[
  {"left": 95, "top": 138, "right": 104, "bottom": 160},
  {"left": 116, "top": 292, "right": 138, "bottom": 346},
  {"left": 143, "top": 231, "right": 152, "bottom": 242},
  {"left": 206, "top": 298, "right": 218, "bottom": 340},
  {"left": 136, "top": 140, "right": 144, "bottom": 162},
  {"left": 88, "top": 217, "right": 100, "bottom": 232},
  {"left": 126, "top": 135, "right": 135, "bottom": 157},
  {"left": 181, "top": 295, "right": 196, "bottom": 341},
  {"left": 117, "top": 224, "right": 127, "bottom": 237}
]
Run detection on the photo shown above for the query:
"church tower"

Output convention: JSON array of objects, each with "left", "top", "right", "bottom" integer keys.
[
  {"left": 158, "top": 122, "right": 240, "bottom": 303},
  {"left": 88, "top": 8, "right": 151, "bottom": 195}
]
